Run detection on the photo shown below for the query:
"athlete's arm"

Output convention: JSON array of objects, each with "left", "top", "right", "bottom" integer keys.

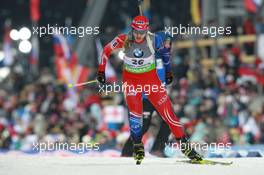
[
  {"left": 97, "top": 34, "right": 126, "bottom": 83},
  {"left": 155, "top": 33, "right": 173, "bottom": 84},
  {"left": 98, "top": 34, "right": 127, "bottom": 72},
  {"left": 155, "top": 33, "right": 172, "bottom": 72}
]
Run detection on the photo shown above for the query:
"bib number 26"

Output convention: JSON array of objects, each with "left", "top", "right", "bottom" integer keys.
[{"left": 132, "top": 59, "right": 144, "bottom": 65}]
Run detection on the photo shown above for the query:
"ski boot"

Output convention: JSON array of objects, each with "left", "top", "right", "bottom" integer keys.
[
  {"left": 133, "top": 143, "right": 145, "bottom": 165},
  {"left": 177, "top": 137, "right": 203, "bottom": 163}
]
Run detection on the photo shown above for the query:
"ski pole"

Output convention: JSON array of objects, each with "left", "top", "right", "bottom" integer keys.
[
  {"left": 137, "top": 0, "right": 143, "bottom": 15},
  {"left": 67, "top": 79, "right": 98, "bottom": 88}
]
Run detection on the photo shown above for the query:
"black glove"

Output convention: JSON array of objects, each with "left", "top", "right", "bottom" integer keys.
[
  {"left": 97, "top": 71, "right": 106, "bottom": 84},
  {"left": 165, "top": 71, "right": 173, "bottom": 85}
]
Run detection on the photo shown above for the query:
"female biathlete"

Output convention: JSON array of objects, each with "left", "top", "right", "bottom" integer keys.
[{"left": 97, "top": 15, "right": 202, "bottom": 164}]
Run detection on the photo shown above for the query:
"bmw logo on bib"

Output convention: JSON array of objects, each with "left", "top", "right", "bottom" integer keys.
[{"left": 133, "top": 48, "right": 144, "bottom": 58}]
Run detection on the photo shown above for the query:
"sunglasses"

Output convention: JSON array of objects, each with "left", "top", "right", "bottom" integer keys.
[{"left": 132, "top": 30, "right": 147, "bottom": 35}]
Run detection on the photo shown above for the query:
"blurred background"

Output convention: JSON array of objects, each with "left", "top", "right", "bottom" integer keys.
[{"left": 0, "top": 0, "right": 264, "bottom": 158}]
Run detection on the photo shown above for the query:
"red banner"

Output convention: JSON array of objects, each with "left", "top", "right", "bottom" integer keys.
[{"left": 30, "top": 0, "right": 40, "bottom": 22}]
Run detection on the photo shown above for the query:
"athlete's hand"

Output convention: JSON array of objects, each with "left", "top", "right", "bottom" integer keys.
[
  {"left": 97, "top": 70, "right": 106, "bottom": 84},
  {"left": 165, "top": 71, "right": 173, "bottom": 85}
]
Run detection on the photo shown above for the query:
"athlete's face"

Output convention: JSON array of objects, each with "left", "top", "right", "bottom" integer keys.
[{"left": 133, "top": 30, "right": 147, "bottom": 43}]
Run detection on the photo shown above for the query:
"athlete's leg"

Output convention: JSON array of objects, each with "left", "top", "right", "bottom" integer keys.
[
  {"left": 121, "top": 99, "right": 153, "bottom": 157},
  {"left": 124, "top": 89, "right": 145, "bottom": 162},
  {"left": 142, "top": 99, "right": 154, "bottom": 134},
  {"left": 147, "top": 89, "right": 185, "bottom": 139},
  {"left": 123, "top": 80, "right": 143, "bottom": 144},
  {"left": 145, "top": 71, "right": 202, "bottom": 161},
  {"left": 121, "top": 137, "right": 134, "bottom": 157},
  {"left": 151, "top": 120, "right": 171, "bottom": 155}
]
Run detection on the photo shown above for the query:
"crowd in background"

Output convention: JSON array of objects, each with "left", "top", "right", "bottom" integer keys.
[{"left": 1, "top": 1, "right": 264, "bottom": 154}]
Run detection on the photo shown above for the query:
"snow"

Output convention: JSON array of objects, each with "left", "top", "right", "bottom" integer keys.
[{"left": 0, "top": 156, "right": 263, "bottom": 175}]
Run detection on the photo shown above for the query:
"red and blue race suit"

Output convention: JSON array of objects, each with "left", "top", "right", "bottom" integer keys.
[{"left": 98, "top": 32, "right": 185, "bottom": 143}]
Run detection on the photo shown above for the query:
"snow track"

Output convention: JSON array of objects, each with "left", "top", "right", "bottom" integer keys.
[{"left": 0, "top": 156, "right": 263, "bottom": 175}]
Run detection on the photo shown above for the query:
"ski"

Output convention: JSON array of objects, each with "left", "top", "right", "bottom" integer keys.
[{"left": 176, "top": 159, "right": 233, "bottom": 165}]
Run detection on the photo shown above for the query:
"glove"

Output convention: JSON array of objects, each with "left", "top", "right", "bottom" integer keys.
[
  {"left": 97, "top": 70, "right": 106, "bottom": 84},
  {"left": 165, "top": 71, "right": 173, "bottom": 85}
]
